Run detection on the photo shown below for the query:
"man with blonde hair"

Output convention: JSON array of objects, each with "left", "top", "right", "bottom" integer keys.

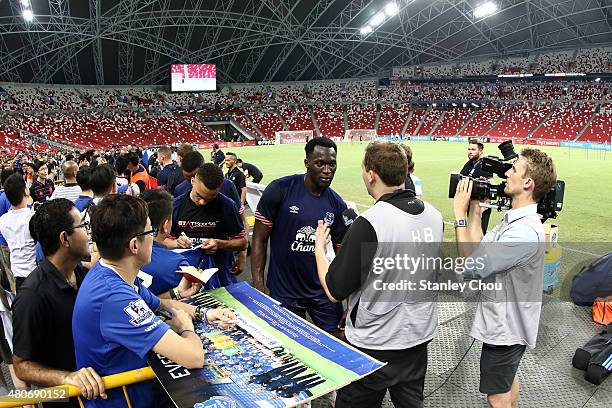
[
  {"left": 50, "top": 161, "right": 81, "bottom": 202},
  {"left": 454, "top": 148, "right": 557, "bottom": 408}
]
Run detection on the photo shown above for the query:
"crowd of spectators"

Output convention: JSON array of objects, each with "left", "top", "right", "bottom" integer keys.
[
  {"left": 392, "top": 47, "right": 611, "bottom": 79},
  {"left": 0, "top": 144, "right": 248, "bottom": 403},
  {"left": 0, "top": 73, "right": 609, "bottom": 147}
]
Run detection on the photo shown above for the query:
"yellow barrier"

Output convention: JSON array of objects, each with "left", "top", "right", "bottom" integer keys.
[{"left": 0, "top": 367, "right": 156, "bottom": 408}]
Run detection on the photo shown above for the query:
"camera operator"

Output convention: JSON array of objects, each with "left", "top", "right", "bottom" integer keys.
[
  {"left": 460, "top": 139, "right": 493, "bottom": 234},
  {"left": 453, "top": 148, "right": 556, "bottom": 408},
  {"left": 459, "top": 139, "right": 491, "bottom": 179},
  {"left": 314, "top": 142, "right": 443, "bottom": 408}
]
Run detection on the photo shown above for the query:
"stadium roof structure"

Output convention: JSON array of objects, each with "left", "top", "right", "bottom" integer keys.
[{"left": 0, "top": 0, "right": 610, "bottom": 86}]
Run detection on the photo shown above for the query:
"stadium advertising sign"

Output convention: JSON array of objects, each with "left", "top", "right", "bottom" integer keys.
[
  {"left": 449, "top": 136, "right": 468, "bottom": 143},
  {"left": 198, "top": 141, "right": 257, "bottom": 149},
  {"left": 561, "top": 141, "right": 612, "bottom": 151},
  {"left": 536, "top": 139, "right": 561, "bottom": 147},
  {"left": 409, "top": 136, "right": 432, "bottom": 141},
  {"left": 149, "top": 282, "right": 383, "bottom": 408},
  {"left": 275, "top": 130, "right": 313, "bottom": 145}
]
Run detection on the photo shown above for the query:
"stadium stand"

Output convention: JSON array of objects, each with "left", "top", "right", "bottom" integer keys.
[
  {"left": 488, "top": 102, "right": 552, "bottom": 138},
  {"left": 346, "top": 104, "right": 376, "bottom": 130},
  {"left": 404, "top": 110, "right": 426, "bottom": 136},
  {"left": 150, "top": 113, "right": 202, "bottom": 143},
  {"left": 269, "top": 84, "right": 307, "bottom": 104},
  {"left": 0, "top": 75, "right": 610, "bottom": 148},
  {"left": 377, "top": 104, "right": 411, "bottom": 136},
  {"left": 234, "top": 113, "right": 262, "bottom": 138},
  {"left": 416, "top": 109, "right": 444, "bottom": 135},
  {"left": 248, "top": 111, "right": 285, "bottom": 139},
  {"left": 459, "top": 104, "right": 509, "bottom": 137},
  {"left": 432, "top": 109, "right": 473, "bottom": 136},
  {"left": 279, "top": 106, "right": 315, "bottom": 132},
  {"left": 87, "top": 111, "right": 151, "bottom": 147},
  {"left": 308, "top": 83, "right": 341, "bottom": 103},
  {"left": 120, "top": 111, "right": 175, "bottom": 145},
  {"left": 577, "top": 103, "right": 612, "bottom": 143},
  {"left": 575, "top": 47, "right": 612, "bottom": 73},
  {"left": 180, "top": 114, "right": 216, "bottom": 141},
  {"left": 313, "top": 105, "right": 345, "bottom": 137},
  {"left": 532, "top": 102, "right": 596, "bottom": 140},
  {"left": 345, "top": 80, "right": 378, "bottom": 102}
]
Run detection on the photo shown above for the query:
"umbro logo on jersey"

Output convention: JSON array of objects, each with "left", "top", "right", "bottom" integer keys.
[{"left": 289, "top": 206, "right": 299, "bottom": 214}]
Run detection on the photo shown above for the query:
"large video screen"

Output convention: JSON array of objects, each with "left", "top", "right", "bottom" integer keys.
[{"left": 170, "top": 64, "right": 216, "bottom": 92}]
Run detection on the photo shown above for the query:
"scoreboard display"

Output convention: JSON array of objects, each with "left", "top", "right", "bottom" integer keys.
[{"left": 170, "top": 64, "right": 216, "bottom": 92}]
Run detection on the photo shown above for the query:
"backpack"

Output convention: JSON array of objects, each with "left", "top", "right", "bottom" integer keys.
[
  {"left": 570, "top": 252, "right": 612, "bottom": 306},
  {"left": 593, "top": 296, "right": 612, "bottom": 325},
  {"left": 572, "top": 323, "right": 612, "bottom": 385}
]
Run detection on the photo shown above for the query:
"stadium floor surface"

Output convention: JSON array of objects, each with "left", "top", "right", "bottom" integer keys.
[{"left": 312, "top": 297, "right": 611, "bottom": 408}]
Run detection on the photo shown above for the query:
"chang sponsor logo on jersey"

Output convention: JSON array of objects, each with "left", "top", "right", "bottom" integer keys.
[
  {"left": 291, "top": 226, "right": 316, "bottom": 252},
  {"left": 123, "top": 299, "right": 155, "bottom": 327}
]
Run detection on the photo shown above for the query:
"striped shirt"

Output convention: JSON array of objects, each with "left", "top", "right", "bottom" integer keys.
[{"left": 50, "top": 183, "right": 82, "bottom": 203}]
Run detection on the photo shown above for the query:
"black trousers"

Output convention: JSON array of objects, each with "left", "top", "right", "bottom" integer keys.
[
  {"left": 336, "top": 341, "right": 429, "bottom": 408},
  {"left": 15, "top": 276, "right": 26, "bottom": 291}
]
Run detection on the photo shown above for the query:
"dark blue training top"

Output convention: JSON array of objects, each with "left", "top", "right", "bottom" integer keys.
[
  {"left": 173, "top": 179, "right": 242, "bottom": 213},
  {"left": 255, "top": 174, "right": 349, "bottom": 299}
]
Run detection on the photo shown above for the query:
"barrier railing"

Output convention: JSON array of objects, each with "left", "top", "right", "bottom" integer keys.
[{"left": 0, "top": 367, "right": 156, "bottom": 408}]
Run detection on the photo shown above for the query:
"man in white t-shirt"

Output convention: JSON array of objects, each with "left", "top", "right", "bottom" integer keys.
[
  {"left": 0, "top": 174, "right": 36, "bottom": 290},
  {"left": 50, "top": 161, "right": 81, "bottom": 202}
]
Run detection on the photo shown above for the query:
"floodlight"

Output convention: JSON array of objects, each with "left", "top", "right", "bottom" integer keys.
[
  {"left": 473, "top": 2, "right": 498, "bottom": 19},
  {"left": 23, "top": 9, "right": 34, "bottom": 22},
  {"left": 385, "top": 2, "right": 399, "bottom": 17},
  {"left": 360, "top": 26, "right": 373, "bottom": 35},
  {"left": 370, "top": 12, "right": 386, "bottom": 27}
]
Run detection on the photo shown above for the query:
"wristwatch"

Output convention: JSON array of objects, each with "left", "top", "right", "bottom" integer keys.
[{"left": 454, "top": 219, "right": 467, "bottom": 228}]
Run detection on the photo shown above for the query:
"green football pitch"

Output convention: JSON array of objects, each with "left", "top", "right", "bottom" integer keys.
[{"left": 204, "top": 141, "right": 612, "bottom": 298}]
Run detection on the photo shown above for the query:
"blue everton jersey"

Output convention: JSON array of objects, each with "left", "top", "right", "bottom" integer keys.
[
  {"left": 73, "top": 261, "right": 170, "bottom": 408},
  {"left": 139, "top": 242, "right": 189, "bottom": 295},
  {"left": 255, "top": 174, "right": 349, "bottom": 299}
]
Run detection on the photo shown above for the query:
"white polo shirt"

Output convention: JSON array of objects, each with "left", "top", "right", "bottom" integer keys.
[{"left": 0, "top": 207, "right": 36, "bottom": 279}]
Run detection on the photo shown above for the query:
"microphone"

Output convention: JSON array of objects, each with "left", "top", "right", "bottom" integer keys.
[{"left": 342, "top": 208, "right": 359, "bottom": 227}]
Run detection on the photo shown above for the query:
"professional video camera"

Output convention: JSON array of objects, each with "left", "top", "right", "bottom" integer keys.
[{"left": 448, "top": 141, "right": 565, "bottom": 221}]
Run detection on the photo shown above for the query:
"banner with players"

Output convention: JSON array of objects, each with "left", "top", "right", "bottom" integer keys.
[{"left": 148, "top": 282, "right": 383, "bottom": 408}]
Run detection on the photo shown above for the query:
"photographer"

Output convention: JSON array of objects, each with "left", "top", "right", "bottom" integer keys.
[
  {"left": 453, "top": 148, "right": 556, "bottom": 408},
  {"left": 314, "top": 142, "right": 443, "bottom": 408},
  {"left": 460, "top": 139, "right": 492, "bottom": 234}
]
